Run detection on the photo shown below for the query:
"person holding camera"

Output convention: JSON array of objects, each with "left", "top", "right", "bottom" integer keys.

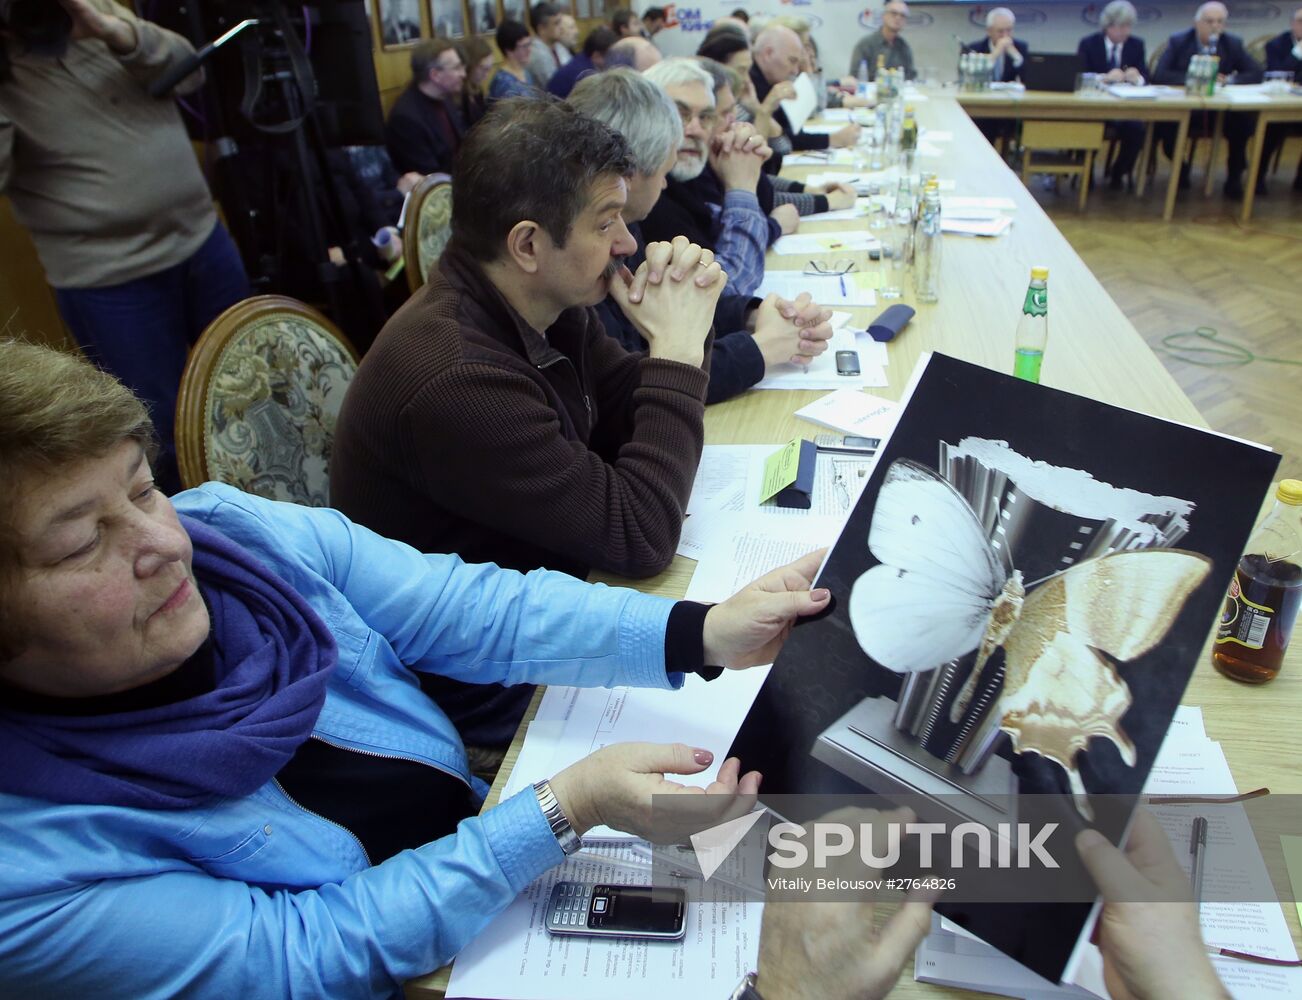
[{"left": 0, "top": 0, "right": 250, "bottom": 495}]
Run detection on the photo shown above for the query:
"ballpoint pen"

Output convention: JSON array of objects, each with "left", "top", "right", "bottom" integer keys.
[
  {"left": 1189, "top": 814, "right": 1208, "bottom": 909},
  {"left": 839, "top": 273, "right": 847, "bottom": 297}
]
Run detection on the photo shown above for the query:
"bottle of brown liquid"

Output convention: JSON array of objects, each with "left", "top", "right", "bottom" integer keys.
[{"left": 1212, "top": 480, "right": 1302, "bottom": 684}]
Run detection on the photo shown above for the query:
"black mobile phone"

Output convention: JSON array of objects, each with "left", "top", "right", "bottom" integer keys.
[
  {"left": 545, "top": 882, "right": 686, "bottom": 941},
  {"left": 814, "top": 433, "right": 879, "bottom": 454},
  {"left": 835, "top": 350, "right": 861, "bottom": 376}
]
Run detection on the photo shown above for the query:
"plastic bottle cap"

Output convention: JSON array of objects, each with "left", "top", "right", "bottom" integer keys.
[
  {"left": 1277, "top": 480, "right": 1302, "bottom": 505},
  {"left": 1030, "top": 266, "right": 1049, "bottom": 280}
]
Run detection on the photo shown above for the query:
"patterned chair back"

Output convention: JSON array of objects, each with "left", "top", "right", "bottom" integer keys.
[
  {"left": 404, "top": 173, "right": 453, "bottom": 293},
  {"left": 176, "top": 296, "right": 360, "bottom": 506}
]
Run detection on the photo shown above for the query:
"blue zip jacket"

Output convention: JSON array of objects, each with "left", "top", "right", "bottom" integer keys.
[{"left": 0, "top": 483, "right": 681, "bottom": 998}]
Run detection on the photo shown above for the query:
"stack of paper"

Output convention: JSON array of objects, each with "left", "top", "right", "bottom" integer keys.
[
  {"left": 915, "top": 709, "right": 1302, "bottom": 999},
  {"left": 795, "top": 387, "right": 898, "bottom": 439}
]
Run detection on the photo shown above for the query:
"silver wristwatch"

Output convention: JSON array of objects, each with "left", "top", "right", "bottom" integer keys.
[
  {"left": 533, "top": 779, "right": 582, "bottom": 856},
  {"left": 728, "top": 971, "right": 763, "bottom": 1000}
]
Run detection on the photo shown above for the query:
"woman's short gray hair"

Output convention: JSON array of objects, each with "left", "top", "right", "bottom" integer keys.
[
  {"left": 567, "top": 68, "right": 683, "bottom": 176},
  {"left": 643, "top": 57, "right": 718, "bottom": 104},
  {"left": 1100, "top": 0, "right": 1138, "bottom": 28}
]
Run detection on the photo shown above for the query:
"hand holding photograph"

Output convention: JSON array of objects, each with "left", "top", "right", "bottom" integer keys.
[{"left": 728, "top": 352, "right": 1280, "bottom": 983}]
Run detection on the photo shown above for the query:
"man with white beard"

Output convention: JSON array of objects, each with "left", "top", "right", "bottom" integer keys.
[{"left": 640, "top": 58, "right": 772, "bottom": 298}]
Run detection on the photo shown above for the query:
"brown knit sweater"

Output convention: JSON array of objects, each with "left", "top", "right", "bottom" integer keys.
[{"left": 329, "top": 243, "right": 710, "bottom": 581}]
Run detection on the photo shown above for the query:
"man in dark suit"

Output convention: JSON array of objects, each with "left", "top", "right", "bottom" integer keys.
[
  {"left": 967, "top": 7, "right": 1030, "bottom": 83},
  {"left": 1260, "top": 7, "right": 1302, "bottom": 191},
  {"left": 1078, "top": 0, "right": 1148, "bottom": 189},
  {"left": 1153, "top": 2, "right": 1263, "bottom": 198},
  {"left": 966, "top": 8, "right": 1029, "bottom": 146},
  {"left": 385, "top": 39, "right": 468, "bottom": 177}
]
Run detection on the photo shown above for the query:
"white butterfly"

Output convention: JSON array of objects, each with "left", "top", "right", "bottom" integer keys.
[{"left": 847, "top": 459, "right": 1211, "bottom": 798}]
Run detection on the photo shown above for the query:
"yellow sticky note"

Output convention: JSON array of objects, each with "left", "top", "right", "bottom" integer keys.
[
  {"left": 849, "top": 271, "right": 881, "bottom": 291},
  {"left": 759, "top": 438, "right": 802, "bottom": 504},
  {"left": 1279, "top": 835, "right": 1302, "bottom": 930}
]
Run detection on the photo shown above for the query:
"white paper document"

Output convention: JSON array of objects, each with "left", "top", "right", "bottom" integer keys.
[
  {"left": 782, "top": 149, "right": 857, "bottom": 166},
  {"left": 685, "top": 444, "right": 754, "bottom": 517},
  {"left": 797, "top": 198, "right": 875, "bottom": 222},
  {"left": 942, "top": 195, "right": 1019, "bottom": 213},
  {"left": 808, "top": 169, "right": 900, "bottom": 197},
  {"left": 771, "top": 231, "right": 879, "bottom": 256},
  {"left": 779, "top": 71, "right": 818, "bottom": 134},
  {"left": 1223, "top": 84, "right": 1272, "bottom": 103},
  {"left": 756, "top": 270, "right": 878, "bottom": 308},
  {"left": 686, "top": 516, "right": 844, "bottom": 602},
  {"left": 752, "top": 328, "right": 888, "bottom": 391},
  {"left": 446, "top": 841, "right": 763, "bottom": 1000},
  {"left": 798, "top": 122, "right": 843, "bottom": 135},
  {"left": 795, "top": 388, "right": 898, "bottom": 438},
  {"left": 941, "top": 215, "right": 1013, "bottom": 238},
  {"left": 1105, "top": 84, "right": 1165, "bottom": 99}
]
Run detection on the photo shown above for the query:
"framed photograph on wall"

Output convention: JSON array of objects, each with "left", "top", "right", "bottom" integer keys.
[
  {"left": 429, "top": 0, "right": 466, "bottom": 37},
  {"left": 501, "top": 0, "right": 526, "bottom": 27},
  {"left": 378, "top": 0, "right": 423, "bottom": 47},
  {"left": 469, "top": 0, "right": 498, "bottom": 33}
]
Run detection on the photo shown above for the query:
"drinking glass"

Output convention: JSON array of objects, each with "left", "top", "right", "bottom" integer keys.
[{"left": 877, "top": 219, "right": 908, "bottom": 299}]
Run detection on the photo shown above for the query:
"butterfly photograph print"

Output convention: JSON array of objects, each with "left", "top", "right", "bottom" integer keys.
[{"left": 847, "top": 447, "right": 1212, "bottom": 805}]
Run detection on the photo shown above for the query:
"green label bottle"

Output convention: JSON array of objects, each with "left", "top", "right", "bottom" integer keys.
[{"left": 1013, "top": 266, "right": 1049, "bottom": 383}]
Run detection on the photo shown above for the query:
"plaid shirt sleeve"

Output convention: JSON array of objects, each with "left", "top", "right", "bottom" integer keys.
[{"left": 707, "top": 189, "right": 768, "bottom": 298}]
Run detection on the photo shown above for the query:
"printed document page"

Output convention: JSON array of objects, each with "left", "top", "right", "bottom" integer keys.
[{"left": 446, "top": 840, "right": 763, "bottom": 999}]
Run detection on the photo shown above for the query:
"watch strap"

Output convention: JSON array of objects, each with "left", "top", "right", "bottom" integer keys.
[
  {"left": 728, "top": 971, "right": 763, "bottom": 1000},
  {"left": 533, "top": 779, "right": 582, "bottom": 856}
]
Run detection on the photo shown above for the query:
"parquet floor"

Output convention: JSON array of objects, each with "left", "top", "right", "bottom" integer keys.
[{"left": 1027, "top": 154, "right": 1302, "bottom": 484}]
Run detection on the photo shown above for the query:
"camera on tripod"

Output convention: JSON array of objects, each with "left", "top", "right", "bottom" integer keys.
[{"left": 150, "top": 0, "right": 388, "bottom": 341}]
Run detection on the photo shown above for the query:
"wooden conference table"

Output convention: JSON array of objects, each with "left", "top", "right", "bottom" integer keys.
[
  {"left": 957, "top": 86, "right": 1302, "bottom": 223},
  {"left": 407, "top": 91, "right": 1301, "bottom": 999}
]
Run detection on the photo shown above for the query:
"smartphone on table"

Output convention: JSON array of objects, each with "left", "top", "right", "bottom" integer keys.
[{"left": 544, "top": 882, "right": 686, "bottom": 941}]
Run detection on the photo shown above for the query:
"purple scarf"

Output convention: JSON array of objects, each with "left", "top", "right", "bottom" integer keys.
[{"left": 0, "top": 515, "right": 336, "bottom": 810}]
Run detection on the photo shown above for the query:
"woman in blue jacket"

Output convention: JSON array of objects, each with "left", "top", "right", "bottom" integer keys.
[
  {"left": 0, "top": 340, "right": 827, "bottom": 998},
  {"left": 0, "top": 341, "right": 1230, "bottom": 1000}
]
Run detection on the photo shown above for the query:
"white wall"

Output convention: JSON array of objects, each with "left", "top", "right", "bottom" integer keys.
[{"left": 651, "top": 2, "right": 1295, "bottom": 82}]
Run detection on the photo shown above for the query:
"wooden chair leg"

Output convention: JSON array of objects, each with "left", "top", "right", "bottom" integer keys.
[
  {"left": 1021, "top": 151, "right": 1031, "bottom": 186},
  {"left": 1204, "top": 111, "right": 1223, "bottom": 197},
  {"left": 1136, "top": 122, "right": 1154, "bottom": 198},
  {"left": 1079, "top": 152, "right": 1094, "bottom": 210}
]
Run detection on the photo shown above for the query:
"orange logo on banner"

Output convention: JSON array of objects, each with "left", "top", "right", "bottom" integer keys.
[{"left": 663, "top": 3, "right": 679, "bottom": 28}]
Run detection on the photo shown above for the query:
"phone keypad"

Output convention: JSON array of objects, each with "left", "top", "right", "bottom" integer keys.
[{"left": 548, "top": 882, "right": 594, "bottom": 930}]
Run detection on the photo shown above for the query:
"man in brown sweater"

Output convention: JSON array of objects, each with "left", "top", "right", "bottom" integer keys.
[{"left": 330, "top": 98, "right": 722, "bottom": 744}]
